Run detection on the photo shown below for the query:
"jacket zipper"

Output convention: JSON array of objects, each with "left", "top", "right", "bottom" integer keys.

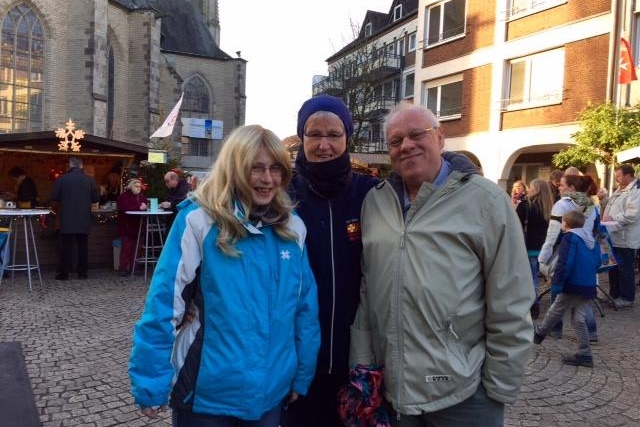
[
  {"left": 395, "top": 188, "right": 407, "bottom": 421},
  {"left": 328, "top": 200, "right": 336, "bottom": 374}
]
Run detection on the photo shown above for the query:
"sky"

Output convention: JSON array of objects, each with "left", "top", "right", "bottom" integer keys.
[{"left": 218, "top": 0, "right": 392, "bottom": 139}]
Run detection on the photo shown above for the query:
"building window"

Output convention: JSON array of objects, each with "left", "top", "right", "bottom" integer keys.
[
  {"left": 183, "top": 76, "right": 210, "bottom": 116},
  {"left": 423, "top": 75, "right": 463, "bottom": 119},
  {"left": 426, "top": 0, "right": 465, "bottom": 47},
  {"left": 508, "top": 0, "right": 566, "bottom": 19},
  {"left": 188, "top": 137, "right": 210, "bottom": 157},
  {"left": 634, "top": 13, "right": 640, "bottom": 68},
  {"left": 397, "top": 38, "right": 405, "bottom": 56},
  {"left": 364, "top": 22, "right": 372, "bottom": 37},
  {"left": 386, "top": 43, "right": 395, "bottom": 55},
  {"left": 0, "top": 4, "right": 44, "bottom": 133},
  {"left": 408, "top": 32, "right": 417, "bottom": 51},
  {"left": 504, "top": 48, "right": 564, "bottom": 109},
  {"left": 403, "top": 72, "right": 415, "bottom": 98},
  {"left": 107, "top": 45, "right": 115, "bottom": 138},
  {"left": 393, "top": 4, "right": 403, "bottom": 21}
]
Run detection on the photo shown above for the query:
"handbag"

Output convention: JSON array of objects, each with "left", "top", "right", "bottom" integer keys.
[
  {"left": 539, "top": 243, "right": 559, "bottom": 280},
  {"left": 595, "top": 223, "right": 617, "bottom": 273}
]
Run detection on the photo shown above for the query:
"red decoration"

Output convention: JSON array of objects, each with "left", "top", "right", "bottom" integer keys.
[
  {"left": 619, "top": 37, "right": 637, "bottom": 84},
  {"left": 48, "top": 168, "right": 64, "bottom": 181}
]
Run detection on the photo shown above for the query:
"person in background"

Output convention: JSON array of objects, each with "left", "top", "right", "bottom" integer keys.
[
  {"left": 564, "top": 166, "right": 582, "bottom": 176},
  {"left": 534, "top": 210, "right": 600, "bottom": 368},
  {"left": 538, "top": 174, "right": 599, "bottom": 341},
  {"left": 548, "top": 169, "right": 564, "bottom": 202},
  {"left": 129, "top": 124, "right": 320, "bottom": 427},
  {"left": 602, "top": 164, "right": 640, "bottom": 309},
  {"left": 597, "top": 187, "right": 609, "bottom": 213},
  {"left": 104, "top": 164, "right": 122, "bottom": 202},
  {"left": 283, "top": 94, "right": 379, "bottom": 427},
  {"left": 350, "top": 103, "right": 534, "bottom": 426},
  {"left": 50, "top": 157, "right": 99, "bottom": 280},
  {"left": 116, "top": 179, "right": 148, "bottom": 277},
  {"left": 516, "top": 178, "right": 554, "bottom": 319},
  {"left": 7, "top": 166, "right": 38, "bottom": 208},
  {"left": 159, "top": 171, "right": 189, "bottom": 228},
  {"left": 511, "top": 180, "right": 527, "bottom": 207}
]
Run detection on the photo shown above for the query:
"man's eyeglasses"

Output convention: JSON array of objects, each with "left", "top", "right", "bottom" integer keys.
[
  {"left": 251, "top": 164, "right": 284, "bottom": 177},
  {"left": 304, "top": 132, "right": 345, "bottom": 143},
  {"left": 387, "top": 127, "right": 436, "bottom": 149}
]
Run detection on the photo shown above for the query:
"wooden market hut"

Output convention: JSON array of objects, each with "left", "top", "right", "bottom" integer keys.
[{"left": 0, "top": 131, "right": 149, "bottom": 269}]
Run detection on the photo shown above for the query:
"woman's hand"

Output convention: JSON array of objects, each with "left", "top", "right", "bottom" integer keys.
[
  {"left": 140, "top": 202, "right": 148, "bottom": 211},
  {"left": 288, "top": 392, "right": 299, "bottom": 403},
  {"left": 140, "top": 405, "right": 168, "bottom": 418}
]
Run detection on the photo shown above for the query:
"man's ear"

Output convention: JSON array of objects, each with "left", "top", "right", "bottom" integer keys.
[{"left": 436, "top": 126, "right": 445, "bottom": 149}]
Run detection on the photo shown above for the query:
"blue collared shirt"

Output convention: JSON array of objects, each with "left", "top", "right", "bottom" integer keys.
[{"left": 403, "top": 157, "right": 451, "bottom": 216}]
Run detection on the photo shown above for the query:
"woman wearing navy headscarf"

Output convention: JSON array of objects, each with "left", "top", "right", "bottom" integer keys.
[{"left": 284, "top": 95, "right": 379, "bottom": 427}]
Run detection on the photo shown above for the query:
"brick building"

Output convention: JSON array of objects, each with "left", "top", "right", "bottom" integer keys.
[{"left": 316, "top": 0, "right": 639, "bottom": 188}]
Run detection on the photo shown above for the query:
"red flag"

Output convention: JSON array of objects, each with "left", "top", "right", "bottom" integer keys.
[{"left": 619, "top": 37, "right": 637, "bottom": 84}]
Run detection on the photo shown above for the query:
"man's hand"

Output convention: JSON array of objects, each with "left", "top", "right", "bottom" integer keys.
[{"left": 160, "top": 201, "right": 171, "bottom": 209}]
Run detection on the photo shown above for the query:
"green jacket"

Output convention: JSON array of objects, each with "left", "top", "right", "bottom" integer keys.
[{"left": 350, "top": 154, "right": 534, "bottom": 415}]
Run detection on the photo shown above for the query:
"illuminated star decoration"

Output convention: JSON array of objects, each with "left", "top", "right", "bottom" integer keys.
[
  {"left": 280, "top": 250, "right": 291, "bottom": 260},
  {"left": 56, "top": 119, "right": 86, "bottom": 152}
]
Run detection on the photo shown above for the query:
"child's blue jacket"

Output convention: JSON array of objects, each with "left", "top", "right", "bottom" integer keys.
[
  {"left": 551, "top": 228, "right": 600, "bottom": 298},
  {"left": 129, "top": 199, "right": 320, "bottom": 419}
]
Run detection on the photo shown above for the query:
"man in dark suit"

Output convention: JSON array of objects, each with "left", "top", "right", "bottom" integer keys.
[{"left": 50, "top": 157, "right": 99, "bottom": 280}]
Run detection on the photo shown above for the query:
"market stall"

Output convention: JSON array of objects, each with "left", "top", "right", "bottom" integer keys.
[{"left": 0, "top": 130, "right": 148, "bottom": 269}]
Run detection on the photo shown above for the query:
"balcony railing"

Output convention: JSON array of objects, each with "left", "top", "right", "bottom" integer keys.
[{"left": 312, "top": 76, "right": 343, "bottom": 96}]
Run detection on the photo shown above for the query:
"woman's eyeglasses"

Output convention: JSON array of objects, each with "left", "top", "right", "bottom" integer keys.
[
  {"left": 304, "top": 132, "right": 345, "bottom": 143},
  {"left": 250, "top": 164, "right": 283, "bottom": 177}
]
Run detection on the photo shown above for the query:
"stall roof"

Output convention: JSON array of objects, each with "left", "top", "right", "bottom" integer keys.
[
  {"left": 617, "top": 146, "right": 640, "bottom": 163},
  {"left": 0, "top": 131, "right": 149, "bottom": 157}
]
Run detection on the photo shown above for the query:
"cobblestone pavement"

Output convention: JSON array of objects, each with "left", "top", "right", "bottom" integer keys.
[{"left": 0, "top": 269, "right": 639, "bottom": 427}]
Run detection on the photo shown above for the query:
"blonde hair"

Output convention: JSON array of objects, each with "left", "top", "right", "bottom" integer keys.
[
  {"left": 193, "top": 125, "right": 295, "bottom": 256},
  {"left": 528, "top": 179, "right": 554, "bottom": 221},
  {"left": 511, "top": 180, "right": 527, "bottom": 197}
]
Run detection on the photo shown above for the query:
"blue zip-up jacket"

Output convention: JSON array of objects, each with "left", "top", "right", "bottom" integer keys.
[
  {"left": 288, "top": 171, "right": 378, "bottom": 373},
  {"left": 129, "top": 199, "right": 320, "bottom": 419},
  {"left": 551, "top": 228, "right": 600, "bottom": 298}
]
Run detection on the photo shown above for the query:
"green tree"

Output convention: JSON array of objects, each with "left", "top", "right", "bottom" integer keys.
[
  {"left": 137, "top": 137, "right": 182, "bottom": 199},
  {"left": 553, "top": 102, "right": 640, "bottom": 169}
]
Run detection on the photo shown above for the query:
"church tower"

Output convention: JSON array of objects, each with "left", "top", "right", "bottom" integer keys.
[{"left": 194, "top": 0, "right": 220, "bottom": 46}]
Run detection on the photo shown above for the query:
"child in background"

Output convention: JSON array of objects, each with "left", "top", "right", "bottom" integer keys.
[{"left": 534, "top": 210, "right": 601, "bottom": 367}]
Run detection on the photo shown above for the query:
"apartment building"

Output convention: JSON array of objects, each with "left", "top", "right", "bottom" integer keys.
[
  {"left": 317, "top": 0, "right": 638, "bottom": 188},
  {"left": 313, "top": 0, "right": 418, "bottom": 157},
  {"left": 416, "top": 0, "right": 618, "bottom": 188}
]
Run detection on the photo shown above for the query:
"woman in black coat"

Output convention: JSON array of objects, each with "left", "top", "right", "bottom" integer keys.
[{"left": 516, "top": 178, "right": 554, "bottom": 318}]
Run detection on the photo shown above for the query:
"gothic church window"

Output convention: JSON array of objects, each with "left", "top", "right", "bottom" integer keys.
[
  {"left": 183, "top": 76, "right": 211, "bottom": 157},
  {"left": 0, "top": 4, "right": 44, "bottom": 132},
  {"left": 183, "top": 76, "right": 210, "bottom": 115}
]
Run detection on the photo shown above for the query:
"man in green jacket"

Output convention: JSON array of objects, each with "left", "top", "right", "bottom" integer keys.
[{"left": 350, "top": 103, "right": 535, "bottom": 426}]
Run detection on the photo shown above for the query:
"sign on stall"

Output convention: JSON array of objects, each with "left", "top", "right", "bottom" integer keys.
[
  {"left": 148, "top": 149, "right": 168, "bottom": 164},
  {"left": 181, "top": 118, "right": 223, "bottom": 140}
]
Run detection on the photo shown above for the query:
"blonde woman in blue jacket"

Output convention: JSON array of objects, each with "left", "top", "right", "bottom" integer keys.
[{"left": 129, "top": 125, "right": 320, "bottom": 427}]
